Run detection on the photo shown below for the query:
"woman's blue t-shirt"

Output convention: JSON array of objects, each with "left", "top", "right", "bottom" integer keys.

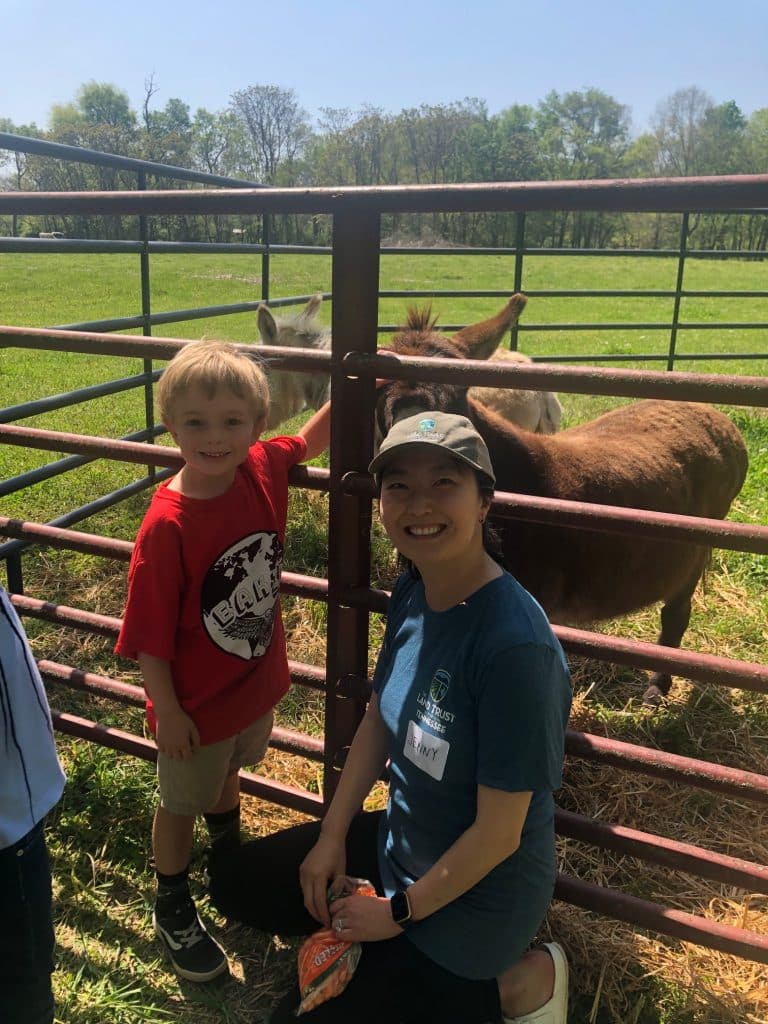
[{"left": 373, "top": 570, "right": 572, "bottom": 979}]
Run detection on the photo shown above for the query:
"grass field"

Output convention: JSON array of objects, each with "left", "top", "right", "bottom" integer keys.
[{"left": 1, "top": 250, "right": 767, "bottom": 1024}]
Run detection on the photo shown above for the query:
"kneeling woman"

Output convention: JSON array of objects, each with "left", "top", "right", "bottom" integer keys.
[{"left": 209, "top": 412, "right": 572, "bottom": 1023}]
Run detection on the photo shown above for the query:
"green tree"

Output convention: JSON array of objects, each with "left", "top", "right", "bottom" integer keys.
[
  {"left": 651, "top": 85, "right": 713, "bottom": 176},
  {"left": 536, "top": 88, "right": 630, "bottom": 179},
  {"left": 143, "top": 97, "right": 193, "bottom": 167},
  {"left": 42, "top": 83, "right": 138, "bottom": 236},
  {"left": 229, "top": 84, "right": 310, "bottom": 183},
  {"left": 191, "top": 108, "right": 242, "bottom": 176},
  {"left": 0, "top": 118, "right": 40, "bottom": 188},
  {"left": 309, "top": 107, "right": 355, "bottom": 186},
  {"left": 454, "top": 105, "right": 543, "bottom": 247},
  {"left": 697, "top": 100, "right": 747, "bottom": 175},
  {"left": 0, "top": 118, "right": 42, "bottom": 234},
  {"left": 399, "top": 99, "right": 486, "bottom": 184},
  {"left": 46, "top": 81, "right": 137, "bottom": 163},
  {"left": 738, "top": 108, "right": 768, "bottom": 251},
  {"left": 190, "top": 108, "right": 248, "bottom": 241},
  {"left": 490, "top": 105, "right": 541, "bottom": 181},
  {"left": 745, "top": 107, "right": 768, "bottom": 172},
  {"left": 534, "top": 88, "right": 630, "bottom": 247}
]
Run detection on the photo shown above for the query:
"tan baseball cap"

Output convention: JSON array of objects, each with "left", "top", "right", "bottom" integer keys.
[{"left": 369, "top": 411, "right": 496, "bottom": 487}]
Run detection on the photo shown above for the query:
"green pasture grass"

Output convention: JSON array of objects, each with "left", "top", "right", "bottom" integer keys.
[
  {"left": 1, "top": 249, "right": 766, "bottom": 517},
  {"left": 2, "top": 251, "right": 767, "bottom": 1022}
]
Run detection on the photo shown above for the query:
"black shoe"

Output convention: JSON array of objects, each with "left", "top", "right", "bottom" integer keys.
[{"left": 153, "top": 894, "right": 228, "bottom": 982}]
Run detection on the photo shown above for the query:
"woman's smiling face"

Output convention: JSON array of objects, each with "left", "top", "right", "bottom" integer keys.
[{"left": 378, "top": 448, "right": 490, "bottom": 570}]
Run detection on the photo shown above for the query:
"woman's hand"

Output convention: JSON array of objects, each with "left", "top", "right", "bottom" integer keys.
[
  {"left": 329, "top": 894, "right": 402, "bottom": 943},
  {"left": 299, "top": 832, "right": 346, "bottom": 927},
  {"left": 155, "top": 708, "right": 200, "bottom": 760}
]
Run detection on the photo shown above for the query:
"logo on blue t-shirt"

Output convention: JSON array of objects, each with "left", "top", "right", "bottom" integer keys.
[{"left": 429, "top": 669, "right": 451, "bottom": 703}]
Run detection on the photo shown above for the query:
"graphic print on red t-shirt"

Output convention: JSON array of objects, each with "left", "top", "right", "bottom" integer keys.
[{"left": 201, "top": 531, "right": 283, "bottom": 660}]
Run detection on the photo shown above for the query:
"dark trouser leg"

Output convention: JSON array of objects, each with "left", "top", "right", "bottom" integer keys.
[
  {"left": 268, "top": 931, "right": 502, "bottom": 1024},
  {"left": 0, "top": 822, "right": 56, "bottom": 1024},
  {"left": 207, "top": 811, "right": 501, "bottom": 1024},
  {"left": 208, "top": 810, "right": 383, "bottom": 936},
  {"left": 204, "top": 802, "right": 241, "bottom": 852}
]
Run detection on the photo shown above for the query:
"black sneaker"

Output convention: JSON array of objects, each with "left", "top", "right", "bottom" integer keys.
[{"left": 153, "top": 894, "right": 228, "bottom": 982}]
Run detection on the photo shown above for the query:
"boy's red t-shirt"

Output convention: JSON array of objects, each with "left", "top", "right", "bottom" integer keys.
[{"left": 115, "top": 435, "right": 307, "bottom": 744}]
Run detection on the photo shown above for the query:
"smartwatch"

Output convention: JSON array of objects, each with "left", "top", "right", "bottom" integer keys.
[{"left": 390, "top": 888, "right": 413, "bottom": 928}]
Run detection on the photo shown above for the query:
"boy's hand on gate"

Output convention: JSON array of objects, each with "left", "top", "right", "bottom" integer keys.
[{"left": 155, "top": 708, "right": 200, "bottom": 760}]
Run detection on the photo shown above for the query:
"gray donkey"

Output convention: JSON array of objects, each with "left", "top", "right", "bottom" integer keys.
[{"left": 256, "top": 295, "right": 331, "bottom": 429}]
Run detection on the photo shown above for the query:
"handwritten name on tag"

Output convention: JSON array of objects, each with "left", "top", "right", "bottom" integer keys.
[{"left": 403, "top": 720, "right": 450, "bottom": 781}]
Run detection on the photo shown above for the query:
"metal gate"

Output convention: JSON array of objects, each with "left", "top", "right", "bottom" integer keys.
[{"left": 1, "top": 172, "right": 768, "bottom": 964}]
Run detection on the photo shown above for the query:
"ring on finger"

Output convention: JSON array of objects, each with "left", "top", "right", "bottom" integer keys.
[{"left": 334, "top": 918, "right": 345, "bottom": 933}]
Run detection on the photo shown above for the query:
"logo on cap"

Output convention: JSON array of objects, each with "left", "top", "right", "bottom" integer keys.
[{"left": 408, "top": 416, "right": 445, "bottom": 442}]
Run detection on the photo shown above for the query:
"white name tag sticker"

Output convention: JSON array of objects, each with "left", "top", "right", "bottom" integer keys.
[{"left": 403, "top": 720, "right": 450, "bottom": 781}]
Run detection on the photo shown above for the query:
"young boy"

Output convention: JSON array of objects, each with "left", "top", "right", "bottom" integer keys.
[{"left": 115, "top": 339, "right": 331, "bottom": 982}]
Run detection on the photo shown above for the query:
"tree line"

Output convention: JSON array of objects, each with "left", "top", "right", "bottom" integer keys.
[{"left": 2, "top": 80, "right": 767, "bottom": 251}]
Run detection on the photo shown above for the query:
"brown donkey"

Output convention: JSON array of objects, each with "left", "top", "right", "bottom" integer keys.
[{"left": 376, "top": 295, "right": 749, "bottom": 703}]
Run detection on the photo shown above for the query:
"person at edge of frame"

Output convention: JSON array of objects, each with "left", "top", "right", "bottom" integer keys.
[{"left": 0, "top": 584, "right": 66, "bottom": 1024}]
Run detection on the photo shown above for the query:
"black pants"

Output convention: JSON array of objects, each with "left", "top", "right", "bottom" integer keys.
[
  {"left": 0, "top": 821, "right": 56, "bottom": 1024},
  {"left": 208, "top": 811, "right": 502, "bottom": 1023}
]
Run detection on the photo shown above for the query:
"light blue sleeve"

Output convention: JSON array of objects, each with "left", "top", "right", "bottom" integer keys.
[{"left": 0, "top": 587, "right": 66, "bottom": 847}]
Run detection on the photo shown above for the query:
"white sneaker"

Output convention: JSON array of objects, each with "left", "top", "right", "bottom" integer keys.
[{"left": 502, "top": 942, "right": 568, "bottom": 1024}]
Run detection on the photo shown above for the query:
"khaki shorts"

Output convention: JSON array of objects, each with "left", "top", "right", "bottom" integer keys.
[{"left": 157, "top": 709, "right": 274, "bottom": 816}]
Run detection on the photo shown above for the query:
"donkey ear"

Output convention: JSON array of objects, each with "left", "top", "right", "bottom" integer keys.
[
  {"left": 304, "top": 293, "right": 323, "bottom": 318},
  {"left": 451, "top": 294, "right": 528, "bottom": 360},
  {"left": 257, "top": 304, "right": 278, "bottom": 344}
]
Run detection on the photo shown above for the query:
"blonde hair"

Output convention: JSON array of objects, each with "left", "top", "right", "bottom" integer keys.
[{"left": 157, "top": 339, "right": 269, "bottom": 425}]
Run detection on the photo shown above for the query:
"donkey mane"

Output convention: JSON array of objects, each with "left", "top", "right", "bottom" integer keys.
[{"left": 404, "top": 306, "right": 440, "bottom": 333}]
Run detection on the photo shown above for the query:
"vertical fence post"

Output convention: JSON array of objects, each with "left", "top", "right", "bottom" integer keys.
[
  {"left": 510, "top": 212, "right": 526, "bottom": 351},
  {"left": 323, "top": 207, "right": 381, "bottom": 806},
  {"left": 137, "top": 169, "right": 156, "bottom": 479},
  {"left": 667, "top": 211, "right": 689, "bottom": 372},
  {"left": 4, "top": 551, "right": 24, "bottom": 595},
  {"left": 262, "top": 214, "right": 271, "bottom": 302}
]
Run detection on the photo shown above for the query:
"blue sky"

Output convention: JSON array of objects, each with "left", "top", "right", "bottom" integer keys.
[{"left": 4, "top": 0, "right": 767, "bottom": 137}]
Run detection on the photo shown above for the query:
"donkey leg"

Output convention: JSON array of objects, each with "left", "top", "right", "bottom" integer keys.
[{"left": 644, "top": 560, "right": 706, "bottom": 705}]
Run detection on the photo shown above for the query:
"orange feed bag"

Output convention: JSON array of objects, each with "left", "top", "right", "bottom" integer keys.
[{"left": 296, "top": 878, "right": 376, "bottom": 1015}]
